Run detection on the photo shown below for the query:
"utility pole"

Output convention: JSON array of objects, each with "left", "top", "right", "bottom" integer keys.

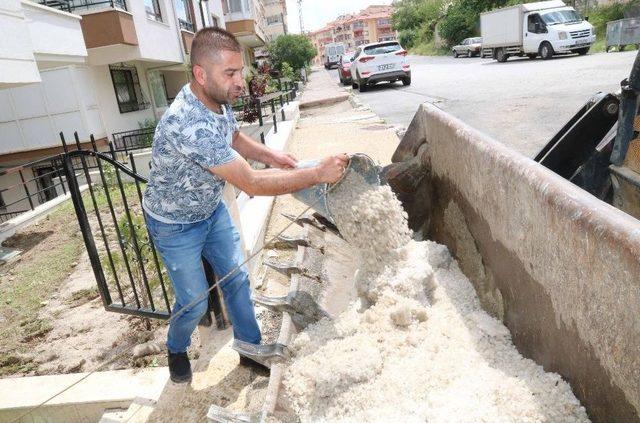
[{"left": 297, "top": 0, "right": 304, "bottom": 33}]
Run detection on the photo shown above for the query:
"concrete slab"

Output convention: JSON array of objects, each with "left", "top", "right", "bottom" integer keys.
[{"left": 0, "top": 367, "right": 168, "bottom": 423}]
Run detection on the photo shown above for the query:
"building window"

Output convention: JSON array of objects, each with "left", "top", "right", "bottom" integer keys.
[
  {"left": 109, "top": 64, "right": 149, "bottom": 114},
  {"left": 175, "top": 0, "right": 194, "bottom": 32},
  {"left": 267, "top": 14, "right": 282, "bottom": 25},
  {"left": 144, "top": 0, "right": 162, "bottom": 21},
  {"left": 227, "top": 0, "right": 247, "bottom": 13}
]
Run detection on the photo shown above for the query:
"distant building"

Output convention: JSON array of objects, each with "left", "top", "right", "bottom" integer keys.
[{"left": 308, "top": 5, "right": 397, "bottom": 66}]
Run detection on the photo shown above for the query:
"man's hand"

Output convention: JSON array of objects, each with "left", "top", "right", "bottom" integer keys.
[
  {"left": 271, "top": 152, "right": 298, "bottom": 169},
  {"left": 316, "top": 154, "right": 349, "bottom": 184}
]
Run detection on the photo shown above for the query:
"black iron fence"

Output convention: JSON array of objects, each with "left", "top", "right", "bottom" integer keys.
[
  {"left": 112, "top": 128, "right": 156, "bottom": 155},
  {"left": 58, "top": 136, "right": 226, "bottom": 324},
  {"left": 232, "top": 78, "right": 299, "bottom": 144},
  {"left": 0, "top": 133, "right": 126, "bottom": 225}
]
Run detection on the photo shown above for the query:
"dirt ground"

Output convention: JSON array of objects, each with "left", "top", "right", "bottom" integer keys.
[{"left": 0, "top": 189, "right": 198, "bottom": 379}]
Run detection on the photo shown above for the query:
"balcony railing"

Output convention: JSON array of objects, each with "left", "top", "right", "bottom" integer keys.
[
  {"left": 179, "top": 18, "right": 194, "bottom": 32},
  {"left": 39, "top": 0, "right": 127, "bottom": 12}
]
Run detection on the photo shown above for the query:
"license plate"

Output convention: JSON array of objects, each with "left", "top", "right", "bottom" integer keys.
[
  {"left": 574, "top": 42, "right": 589, "bottom": 47},
  {"left": 378, "top": 63, "right": 395, "bottom": 71}
]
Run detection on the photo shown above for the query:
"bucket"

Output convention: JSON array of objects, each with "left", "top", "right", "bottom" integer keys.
[{"left": 292, "top": 153, "right": 381, "bottom": 224}]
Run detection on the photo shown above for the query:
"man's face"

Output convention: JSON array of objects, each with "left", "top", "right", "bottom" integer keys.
[{"left": 194, "top": 50, "right": 244, "bottom": 105}]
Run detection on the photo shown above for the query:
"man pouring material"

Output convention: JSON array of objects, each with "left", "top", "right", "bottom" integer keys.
[{"left": 142, "top": 27, "right": 347, "bottom": 383}]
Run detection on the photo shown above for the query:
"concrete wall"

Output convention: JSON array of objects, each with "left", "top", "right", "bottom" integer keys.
[
  {"left": 0, "top": 0, "right": 39, "bottom": 87},
  {"left": 388, "top": 103, "right": 640, "bottom": 423},
  {"left": 0, "top": 65, "right": 106, "bottom": 155},
  {"left": 22, "top": 1, "right": 87, "bottom": 63}
]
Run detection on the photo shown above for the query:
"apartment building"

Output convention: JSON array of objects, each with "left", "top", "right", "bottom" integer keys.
[
  {"left": 263, "top": 0, "right": 287, "bottom": 39},
  {"left": 0, "top": 0, "right": 225, "bottom": 219},
  {"left": 309, "top": 25, "right": 334, "bottom": 66},
  {"left": 222, "top": 0, "right": 270, "bottom": 69},
  {"left": 309, "top": 4, "right": 397, "bottom": 65}
]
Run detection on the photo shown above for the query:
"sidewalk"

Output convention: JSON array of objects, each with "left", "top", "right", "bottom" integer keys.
[{"left": 299, "top": 67, "right": 350, "bottom": 109}]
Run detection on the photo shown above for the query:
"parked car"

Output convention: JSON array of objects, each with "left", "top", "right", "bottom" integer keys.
[
  {"left": 350, "top": 41, "right": 410, "bottom": 92},
  {"left": 338, "top": 52, "right": 355, "bottom": 85},
  {"left": 324, "top": 42, "right": 346, "bottom": 69},
  {"left": 452, "top": 37, "right": 483, "bottom": 58}
]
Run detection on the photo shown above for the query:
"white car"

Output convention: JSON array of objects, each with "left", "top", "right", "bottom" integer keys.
[{"left": 350, "top": 41, "right": 411, "bottom": 92}]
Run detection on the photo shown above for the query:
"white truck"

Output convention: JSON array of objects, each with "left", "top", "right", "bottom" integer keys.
[
  {"left": 323, "top": 42, "right": 346, "bottom": 69},
  {"left": 480, "top": 0, "right": 596, "bottom": 62}
]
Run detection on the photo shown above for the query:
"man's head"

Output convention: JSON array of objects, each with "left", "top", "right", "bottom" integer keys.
[{"left": 190, "top": 27, "right": 244, "bottom": 106}]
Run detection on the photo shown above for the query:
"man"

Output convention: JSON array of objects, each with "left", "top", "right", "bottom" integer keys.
[{"left": 142, "top": 27, "right": 347, "bottom": 383}]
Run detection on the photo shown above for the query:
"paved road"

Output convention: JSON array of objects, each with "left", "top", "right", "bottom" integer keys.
[{"left": 329, "top": 51, "right": 637, "bottom": 157}]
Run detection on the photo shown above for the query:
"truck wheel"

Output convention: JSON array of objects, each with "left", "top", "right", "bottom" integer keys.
[
  {"left": 495, "top": 48, "right": 508, "bottom": 62},
  {"left": 575, "top": 47, "right": 589, "bottom": 55},
  {"left": 527, "top": 54, "right": 537, "bottom": 59},
  {"left": 539, "top": 42, "right": 554, "bottom": 60},
  {"left": 467, "top": 50, "right": 473, "bottom": 58}
]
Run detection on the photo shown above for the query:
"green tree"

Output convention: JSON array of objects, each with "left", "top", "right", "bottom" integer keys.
[{"left": 268, "top": 34, "right": 317, "bottom": 72}]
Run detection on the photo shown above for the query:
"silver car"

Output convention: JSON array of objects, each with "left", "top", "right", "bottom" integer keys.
[{"left": 452, "top": 37, "right": 482, "bottom": 58}]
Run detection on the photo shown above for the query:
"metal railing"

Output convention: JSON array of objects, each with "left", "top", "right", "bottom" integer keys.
[
  {"left": 112, "top": 128, "right": 156, "bottom": 155},
  {"left": 0, "top": 133, "right": 125, "bottom": 225},
  {"left": 38, "top": 0, "right": 127, "bottom": 12},
  {"left": 59, "top": 136, "right": 226, "bottom": 324},
  {"left": 232, "top": 78, "right": 299, "bottom": 144},
  {"left": 179, "top": 18, "right": 195, "bottom": 32}
]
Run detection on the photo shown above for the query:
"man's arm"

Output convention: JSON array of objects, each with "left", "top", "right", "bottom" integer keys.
[
  {"left": 232, "top": 131, "right": 296, "bottom": 168},
  {"left": 210, "top": 154, "right": 347, "bottom": 196}
]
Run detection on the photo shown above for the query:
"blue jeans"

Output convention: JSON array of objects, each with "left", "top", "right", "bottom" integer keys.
[{"left": 145, "top": 202, "right": 261, "bottom": 353}]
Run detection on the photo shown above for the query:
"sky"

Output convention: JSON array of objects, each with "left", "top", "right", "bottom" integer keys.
[{"left": 284, "top": 0, "right": 394, "bottom": 34}]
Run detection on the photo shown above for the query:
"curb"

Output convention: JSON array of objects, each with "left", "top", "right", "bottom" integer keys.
[{"left": 299, "top": 93, "right": 350, "bottom": 110}]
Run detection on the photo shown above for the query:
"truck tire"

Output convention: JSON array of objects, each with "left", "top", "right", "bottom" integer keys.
[
  {"left": 575, "top": 47, "right": 589, "bottom": 55},
  {"left": 539, "top": 42, "right": 554, "bottom": 60},
  {"left": 495, "top": 48, "right": 508, "bottom": 63},
  {"left": 527, "top": 54, "right": 537, "bottom": 59},
  {"left": 467, "top": 50, "right": 473, "bottom": 58}
]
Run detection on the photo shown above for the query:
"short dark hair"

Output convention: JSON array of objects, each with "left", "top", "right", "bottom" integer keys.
[{"left": 190, "top": 27, "right": 242, "bottom": 75}]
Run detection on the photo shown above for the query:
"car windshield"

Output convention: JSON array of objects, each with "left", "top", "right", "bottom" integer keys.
[
  {"left": 363, "top": 42, "right": 402, "bottom": 55},
  {"left": 540, "top": 9, "right": 582, "bottom": 25}
]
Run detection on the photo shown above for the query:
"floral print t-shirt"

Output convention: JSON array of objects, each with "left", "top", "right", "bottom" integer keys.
[{"left": 143, "top": 84, "right": 239, "bottom": 223}]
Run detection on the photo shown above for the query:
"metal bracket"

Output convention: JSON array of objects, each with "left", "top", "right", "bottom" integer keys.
[
  {"left": 281, "top": 212, "right": 327, "bottom": 231},
  {"left": 263, "top": 258, "right": 321, "bottom": 281},
  {"left": 207, "top": 405, "right": 259, "bottom": 423},
  {"left": 231, "top": 339, "right": 289, "bottom": 368},
  {"left": 253, "top": 291, "right": 330, "bottom": 330}
]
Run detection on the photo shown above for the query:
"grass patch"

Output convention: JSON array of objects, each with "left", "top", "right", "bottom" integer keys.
[
  {"left": 411, "top": 39, "right": 450, "bottom": 56},
  {"left": 0, "top": 353, "right": 36, "bottom": 377},
  {"left": 66, "top": 288, "right": 100, "bottom": 308}
]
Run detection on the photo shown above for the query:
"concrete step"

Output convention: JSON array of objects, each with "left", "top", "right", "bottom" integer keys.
[{"left": 0, "top": 367, "right": 168, "bottom": 423}]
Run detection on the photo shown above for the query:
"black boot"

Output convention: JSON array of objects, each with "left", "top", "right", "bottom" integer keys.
[{"left": 168, "top": 352, "right": 192, "bottom": 383}]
